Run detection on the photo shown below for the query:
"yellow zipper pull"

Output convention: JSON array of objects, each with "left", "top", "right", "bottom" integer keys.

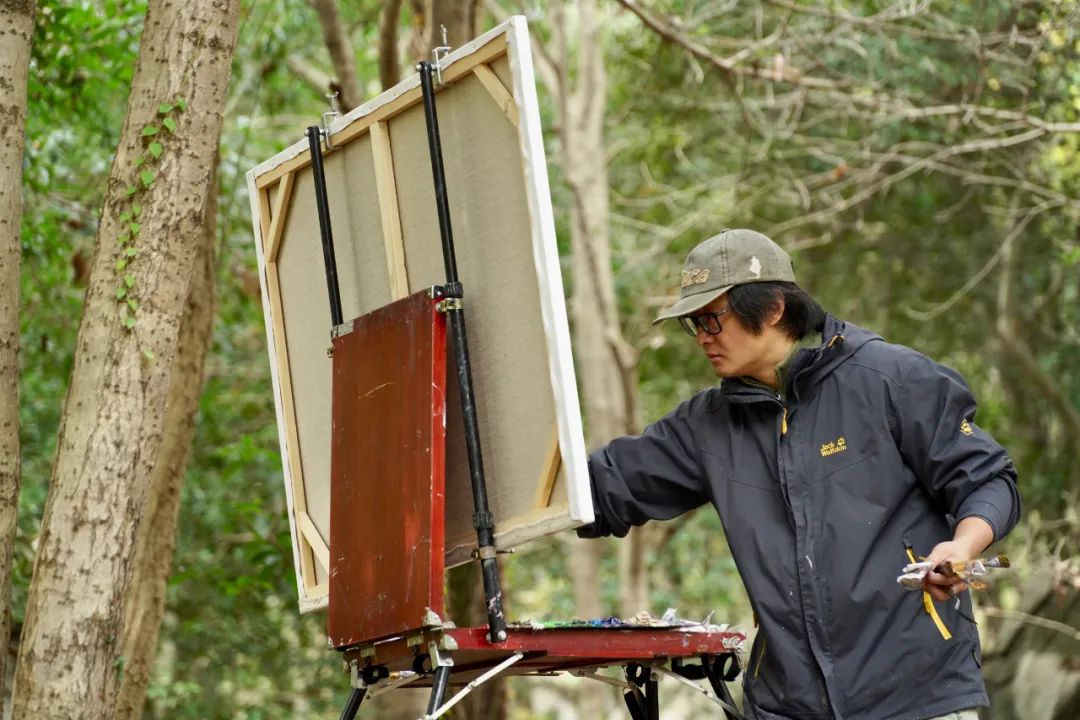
[{"left": 781, "top": 407, "right": 788, "bottom": 435}]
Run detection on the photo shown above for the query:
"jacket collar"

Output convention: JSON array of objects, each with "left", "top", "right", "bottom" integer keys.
[{"left": 719, "top": 315, "right": 882, "bottom": 403}]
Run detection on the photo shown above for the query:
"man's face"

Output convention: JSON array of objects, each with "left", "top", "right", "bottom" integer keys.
[{"left": 688, "top": 294, "right": 775, "bottom": 380}]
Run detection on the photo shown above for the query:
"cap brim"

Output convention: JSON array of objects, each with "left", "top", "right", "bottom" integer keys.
[{"left": 652, "top": 285, "right": 734, "bottom": 325}]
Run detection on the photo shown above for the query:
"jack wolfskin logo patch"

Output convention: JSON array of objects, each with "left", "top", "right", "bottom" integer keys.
[
  {"left": 682, "top": 268, "right": 711, "bottom": 287},
  {"left": 960, "top": 418, "right": 973, "bottom": 436},
  {"left": 820, "top": 436, "right": 848, "bottom": 457}
]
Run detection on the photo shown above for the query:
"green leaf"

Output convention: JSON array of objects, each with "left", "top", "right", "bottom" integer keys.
[
  {"left": 134, "top": 155, "right": 145, "bottom": 167},
  {"left": 124, "top": 316, "right": 136, "bottom": 329},
  {"left": 162, "top": 117, "right": 177, "bottom": 133},
  {"left": 141, "top": 125, "right": 158, "bottom": 137},
  {"left": 148, "top": 142, "right": 163, "bottom": 159},
  {"left": 115, "top": 259, "right": 127, "bottom": 272},
  {"left": 127, "top": 299, "right": 138, "bottom": 312},
  {"left": 116, "top": 287, "right": 127, "bottom": 300},
  {"left": 158, "top": 103, "right": 174, "bottom": 115},
  {"left": 119, "top": 211, "right": 131, "bottom": 223},
  {"left": 175, "top": 97, "right": 187, "bottom": 112},
  {"left": 125, "top": 247, "right": 138, "bottom": 257},
  {"left": 132, "top": 203, "right": 142, "bottom": 217},
  {"left": 140, "top": 170, "right": 155, "bottom": 188},
  {"left": 130, "top": 222, "right": 141, "bottom": 235},
  {"left": 124, "top": 274, "right": 136, "bottom": 288},
  {"left": 124, "top": 185, "right": 138, "bottom": 197},
  {"left": 116, "top": 231, "right": 130, "bottom": 245}
]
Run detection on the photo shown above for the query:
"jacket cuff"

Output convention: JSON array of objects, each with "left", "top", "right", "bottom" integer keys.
[{"left": 955, "top": 472, "right": 1020, "bottom": 542}]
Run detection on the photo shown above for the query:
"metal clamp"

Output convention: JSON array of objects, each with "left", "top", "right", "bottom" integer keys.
[
  {"left": 471, "top": 546, "right": 515, "bottom": 561},
  {"left": 320, "top": 91, "right": 342, "bottom": 149},
  {"left": 435, "top": 298, "right": 462, "bottom": 313},
  {"left": 431, "top": 25, "right": 451, "bottom": 85}
]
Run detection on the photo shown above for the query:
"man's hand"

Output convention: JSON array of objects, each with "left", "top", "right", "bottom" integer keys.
[{"left": 922, "top": 517, "right": 994, "bottom": 602}]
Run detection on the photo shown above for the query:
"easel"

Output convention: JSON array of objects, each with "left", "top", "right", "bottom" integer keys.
[{"left": 306, "top": 60, "right": 746, "bottom": 720}]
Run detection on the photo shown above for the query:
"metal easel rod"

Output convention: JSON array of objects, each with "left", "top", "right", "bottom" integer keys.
[
  {"left": 306, "top": 126, "right": 344, "bottom": 328},
  {"left": 417, "top": 59, "right": 507, "bottom": 644}
]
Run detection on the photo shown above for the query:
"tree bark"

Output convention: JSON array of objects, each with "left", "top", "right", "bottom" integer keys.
[
  {"left": 0, "top": 0, "right": 36, "bottom": 702},
  {"left": 11, "top": 0, "right": 240, "bottom": 716},
  {"left": 378, "top": 0, "right": 404, "bottom": 90},
  {"left": 427, "top": 0, "right": 478, "bottom": 48},
  {"left": 114, "top": 164, "right": 218, "bottom": 720},
  {"left": 538, "top": 0, "right": 639, "bottom": 713},
  {"left": 407, "top": 0, "right": 478, "bottom": 64},
  {"left": 545, "top": 0, "right": 643, "bottom": 612},
  {"left": 310, "top": 0, "right": 363, "bottom": 111}
]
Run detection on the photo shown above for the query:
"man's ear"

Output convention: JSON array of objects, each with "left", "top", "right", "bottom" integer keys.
[{"left": 766, "top": 295, "right": 786, "bottom": 327}]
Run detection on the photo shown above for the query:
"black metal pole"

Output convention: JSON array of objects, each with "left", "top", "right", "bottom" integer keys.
[
  {"left": 426, "top": 665, "right": 452, "bottom": 715},
  {"left": 417, "top": 60, "right": 507, "bottom": 644},
  {"left": 306, "top": 126, "right": 344, "bottom": 327},
  {"left": 338, "top": 687, "right": 366, "bottom": 720},
  {"left": 645, "top": 673, "right": 659, "bottom": 720}
]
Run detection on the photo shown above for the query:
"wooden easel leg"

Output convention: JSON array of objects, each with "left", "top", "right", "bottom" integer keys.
[
  {"left": 339, "top": 687, "right": 366, "bottom": 720},
  {"left": 426, "top": 665, "right": 452, "bottom": 715}
]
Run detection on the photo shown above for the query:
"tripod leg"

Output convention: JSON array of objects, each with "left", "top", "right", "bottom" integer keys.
[
  {"left": 339, "top": 687, "right": 366, "bottom": 720},
  {"left": 622, "top": 687, "right": 647, "bottom": 720},
  {"left": 645, "top": 674, "right": 659, "bottom": 720},
  {"left": 426, "top": 665, "right": 452, "bottom": 715}
]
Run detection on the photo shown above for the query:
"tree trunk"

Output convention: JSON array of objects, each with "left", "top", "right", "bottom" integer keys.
[
  {"left": 407, "top": 0, "right": 478, "bottom": 64},
  {"left": 544, "top": 0, "right": 642, "bottom": 616},
  {"left": 114, "top": 165, "right": 218, "bottom": 720},
  {"left": 378, "top": 0, "right": 404, "bottom": 90},
  {"left": 310, "top": 0, "right": 363, "bottom": 111},
  {"left": 427, "top": 0, "right": 478, "bottom": 47},
  {"left": 0, "top": 0, "right": 36, "bottom": 702},
  {"left": 11, "top": 1, "right": 240, "bottom": 716},
  {"left": 536, "top": 0, "right": 639, "bottom": 714}
]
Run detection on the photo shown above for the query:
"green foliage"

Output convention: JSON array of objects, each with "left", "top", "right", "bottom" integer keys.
[{"left": 15, "top": 0, "right": 1079, "bottom": 717}]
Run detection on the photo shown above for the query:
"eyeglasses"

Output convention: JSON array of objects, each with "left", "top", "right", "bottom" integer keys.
[{"left": 679, "top": 307, "right": 735, "bottom": 336}]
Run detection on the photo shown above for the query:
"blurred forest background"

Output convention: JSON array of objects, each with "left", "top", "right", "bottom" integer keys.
[{"left": 5, "top": 0, "right": 1079, "bottom": 718}]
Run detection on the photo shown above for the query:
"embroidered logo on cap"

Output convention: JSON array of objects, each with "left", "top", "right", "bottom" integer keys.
[
  {"left": 749, "top": 256, "right": 762, "bottom": 279},
  {"left": 681, "top": 268, "right": 711, "bottom": 288}
]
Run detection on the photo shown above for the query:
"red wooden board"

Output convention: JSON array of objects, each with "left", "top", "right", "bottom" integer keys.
[{"left": 327, "top": 290, "right": 447, "bottom": 649}]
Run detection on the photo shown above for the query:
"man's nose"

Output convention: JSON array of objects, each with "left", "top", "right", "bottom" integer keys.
[{"left": 695, "top": 326, "right": 712, "bottom": 347}]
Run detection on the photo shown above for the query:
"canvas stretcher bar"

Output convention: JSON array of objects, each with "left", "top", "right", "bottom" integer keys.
[{"left": 246, "top": 16, "right": 591, "bottom": 613}]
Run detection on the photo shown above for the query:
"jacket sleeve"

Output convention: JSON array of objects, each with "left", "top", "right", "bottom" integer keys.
[
  {"left": 577, "top": 394, "right": 709, "bottom": 539},
  {"left": 889, "top": 351, "right": 1021, "bottom": 542}
]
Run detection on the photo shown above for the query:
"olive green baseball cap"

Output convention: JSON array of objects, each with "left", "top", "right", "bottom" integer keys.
[{"left": 653, "top": 229, "right": 796, "bottom": 325}]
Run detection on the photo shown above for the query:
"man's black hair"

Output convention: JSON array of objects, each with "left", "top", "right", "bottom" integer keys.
[{"left": 727, "top": 281, "right": 825, "bottom": 339}]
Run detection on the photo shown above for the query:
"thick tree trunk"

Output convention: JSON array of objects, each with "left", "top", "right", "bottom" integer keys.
[
  {"left": 310, "top": 0, "right": 363, "bottom": 111},
  {"left": 11, "top": 1, "right": 239, "bottom": 717},
  {"left": 0, "top": 0, "right": 36, "bottom": 702},
  {"left": 114, "top": 168, "right": 218, "bottom": 720}
]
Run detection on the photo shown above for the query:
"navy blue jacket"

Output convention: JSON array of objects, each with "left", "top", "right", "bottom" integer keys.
[{"left": 580, "top": 316, "right": 1020, "bottom": 720}]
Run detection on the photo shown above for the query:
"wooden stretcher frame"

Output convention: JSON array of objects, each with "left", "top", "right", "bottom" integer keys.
[{"left": 246, "top": 16, "right": 591, "bottom": 613}]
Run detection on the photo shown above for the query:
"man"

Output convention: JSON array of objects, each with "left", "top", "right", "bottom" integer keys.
[{"left": 578, "top": 229, "right": 1020, "bottom": 720}]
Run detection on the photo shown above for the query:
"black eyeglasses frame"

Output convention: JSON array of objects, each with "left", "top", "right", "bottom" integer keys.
[{"left": 678, "top": 306, "right": 736, "bottom": 336}]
